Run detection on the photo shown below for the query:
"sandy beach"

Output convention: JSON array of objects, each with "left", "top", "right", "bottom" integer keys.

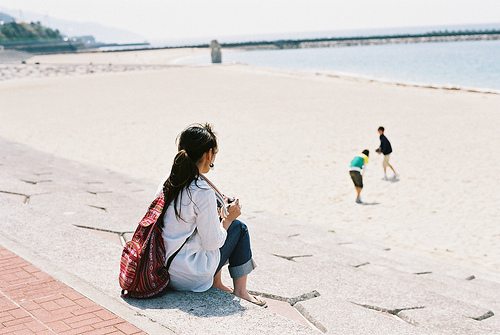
[{"left": 1, "top": 48, "right": 499, "bottom": 276}]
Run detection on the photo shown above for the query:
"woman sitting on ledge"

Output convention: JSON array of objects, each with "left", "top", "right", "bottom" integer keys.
[{"left": 158, "top": 123, "right": 265, "bottom": 306}]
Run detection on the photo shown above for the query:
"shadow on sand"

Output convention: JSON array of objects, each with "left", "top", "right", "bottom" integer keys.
[
  {"left": 383, "top": 177, "right": 400, "bottom": 183},
  {"left": 361, "top": 201, "right": 381, "bottom": 206},
  {"left": 124, "top": 288, "right": 246, "bottom": 317}
]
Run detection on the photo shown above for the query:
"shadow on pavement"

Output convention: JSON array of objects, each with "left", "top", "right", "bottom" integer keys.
[{"left": 124, "top": 288, "right": 246, "bottom": 317}]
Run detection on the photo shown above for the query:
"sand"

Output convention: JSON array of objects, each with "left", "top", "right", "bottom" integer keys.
[{"left": 1, "top": 48, "right": 499, "bottom": 275}]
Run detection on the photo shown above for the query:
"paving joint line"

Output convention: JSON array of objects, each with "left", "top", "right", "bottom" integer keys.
[
  {"left": 73, "top": 225, "right": 133, "bottom": 246},
  {"left": 470, "top": 310, "right": 495, "bottom": 321},
  {"left": 249, "top": 290, "right": 324, "bottom": 332},
  {"left": 271, "top": 253, "right": 313, "bottom": 262},
  {"left": 0, "top": 190, "right": 50, "bottom": 204},
  {"left": 20, "top": 179, "right": 53, "bottom": 184},
  {"left": 351, "top": 302, "right": 425, "bottom": 325}
]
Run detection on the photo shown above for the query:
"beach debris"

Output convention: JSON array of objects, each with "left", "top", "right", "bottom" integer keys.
[
  {"left": 352, "top": 262, "right": 370, "bottom": 268},
  {"left": 337, "top": 242, "right": 353, "bottom": 245},
  {"left": 210, "top": 40, "right": 222, "bottom": 64},
  {"left": 86, "top": 181, "right": 104, "bottom": 184},
  {"left": 465, "top": 275, "right": 476, "bottom": 281},
  {"left": 271, "top": 253, "right": 313, "bottom": 262},
  {"left": 414, "top": 271, "right": 432, "bottom": 275},
  {"left": 287, "top": 233, "right": 300, "bottom": 238},
  {"left": 383, "top": 247, "right": 391, "bottom": 251},
  {"left": 470, "top": 310, "right": 494, "bottom": 321},
  {"left": 328, "top": 230, "right": 336, "bottom": 233},
  {"left": 351, "top": 302, "right": 424, "bottom": 325}
]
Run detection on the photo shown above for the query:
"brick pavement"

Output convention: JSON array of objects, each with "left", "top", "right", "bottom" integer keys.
[{"left": 0, "top": 247, "right": 146, "bottom": 335}]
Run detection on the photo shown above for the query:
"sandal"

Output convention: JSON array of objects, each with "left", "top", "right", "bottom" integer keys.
[{"left": 249, "top": 295, "right": 267, "bottom": 307}]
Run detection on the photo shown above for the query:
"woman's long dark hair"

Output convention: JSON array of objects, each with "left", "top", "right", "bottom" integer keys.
[{"left": 161, "top": 123, "right": 217, "bottom": 224}]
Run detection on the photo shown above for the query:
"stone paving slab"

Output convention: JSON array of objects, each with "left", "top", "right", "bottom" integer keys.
[
  {"left": 242, "top": 212, "right": 500, "bottom": 334},
  {"left": 1, "top": 137, "right": 499, "bottom": 334},
  {"left": 0, "top": 247, "right": 145, "bottom": 335}
]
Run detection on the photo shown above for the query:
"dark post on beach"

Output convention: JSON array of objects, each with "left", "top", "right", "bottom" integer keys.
[{"left": 211, "top": 40, "right": 222, "bottom": 64}]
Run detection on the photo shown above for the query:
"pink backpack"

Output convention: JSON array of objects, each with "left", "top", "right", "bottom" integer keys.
[{"left": 119, "top": 193, "right": 188, "bottom": 298}]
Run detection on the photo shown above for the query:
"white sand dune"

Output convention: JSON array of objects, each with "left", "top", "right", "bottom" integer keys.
[{"left": 1, "top": 49, "right": 499, "bottom": 274}]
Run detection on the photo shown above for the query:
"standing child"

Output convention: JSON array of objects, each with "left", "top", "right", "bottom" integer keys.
[
  {"left": 376, "top": 126, "right": 398, "bottom": 180},
  {"left": 349, "top": 149, "right": 369, "bottom": 204}
]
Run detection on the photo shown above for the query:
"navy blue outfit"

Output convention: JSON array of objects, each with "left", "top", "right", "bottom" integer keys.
[{"left": 379, "top": 134, "right": 393, "bottom": 155}]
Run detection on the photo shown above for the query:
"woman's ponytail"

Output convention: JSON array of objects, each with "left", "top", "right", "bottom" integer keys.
[{"left": 161, "top": 124, "right": 217, "bottom": 224}]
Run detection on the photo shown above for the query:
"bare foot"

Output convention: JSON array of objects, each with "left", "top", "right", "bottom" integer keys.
[
  {"left": 234, "top": 290, "right": 266, "bottom": 307},
  {"left": 212, "top": 283, "right": 233, "bottom": 293}
]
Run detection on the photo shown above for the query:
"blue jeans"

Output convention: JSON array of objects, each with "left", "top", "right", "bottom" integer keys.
[{"left": 216, "top": 220, "right": 256, "bottom": 278}]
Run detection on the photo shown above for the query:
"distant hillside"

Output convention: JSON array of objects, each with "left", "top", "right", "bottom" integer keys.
[
  {"left": 0, "top": 12, "right": 14, "bottom": 24},
  {"left": 0, "top": 7, "right": 146, "bottom": 43},
  {"left": 0, "top": 20, "right": 63, "bottom": 42}
]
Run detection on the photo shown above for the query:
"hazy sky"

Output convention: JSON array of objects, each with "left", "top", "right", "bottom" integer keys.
[{"left": 1, "top": 0, "right": 499, "bottom": 41}]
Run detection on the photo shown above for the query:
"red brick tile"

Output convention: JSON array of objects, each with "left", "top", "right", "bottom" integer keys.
[
  {"left": 17, "top": 301, "right": 40, "bottom": 312},
  {"left": 74, "top": 298, "right": 95, "bottom": 308},
  {"left": 92, "top": 309, "right": 117, "bottom": 321},
  {"left": 0, "top": 247, "right": 145, "bottom": 335},
  {"left": 90, "top": 318, "right": 124, "bottom": 329},
  {"left": 62, "top": 313, "right": 98, "bottom": 325},
  {"left": 54, "top": 296, "right": 77, "bottom": 308},
  {"left": 8, "top": 309, "right": 29, "bottom": 319},
  {"left": 21, "top": 265, "right": 40, "bottom": 274},
  {"left": 79, "top": 327, "right": 117, "bottom": 335},
  {"left": 114, "top": 322, "right": 143, "bottom": 334},
  {"left": 71, "top": 305, "right": 103, "bottom": 316},
  {"left": 13, "top": 329, "right": 36, "bottom": 335},
  {"left": 33, "top": 293, "right": 64, "bottom": 304},
  {"left": 0, "top": 314, "right": 15, "bottom": 324},
  {"left": 24, "top": 320, "right": 47, "bottom": 332},
  {"left": 60, "top": 325, "right": 94, "bottom": 335},
  {"left": 46, "top": 320, "right": 72, "bottom": 332},
  {"left": 35, "top": 331, "right": 54, "bottom": 335},
  {"left": 0, "top": 323, "right": 26, "bottom": 334},
  {"left": 2, "top": 316, "right": 32, "bottom": 327},
  {"left": 68, "top": 316, "right": 103, "bottom": 329},
  {"left": 62, "top": 291, "right": 83, "bottom": 301},
  {"left": 40, "top": 300, "right": 62, "bottom": 312}
]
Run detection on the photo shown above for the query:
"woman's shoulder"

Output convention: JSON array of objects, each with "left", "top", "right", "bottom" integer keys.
[{"left": 188, "top": 177, "right": 213, "bottom": 194}]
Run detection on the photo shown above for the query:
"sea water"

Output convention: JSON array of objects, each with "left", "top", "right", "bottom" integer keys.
[{"left": 180, "top": 40, "right": 500, "bottom": 91}]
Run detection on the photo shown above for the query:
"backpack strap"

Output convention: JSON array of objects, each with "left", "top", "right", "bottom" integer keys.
[{"left": 165, "top": 230, "right": 194, "bottom": 270}]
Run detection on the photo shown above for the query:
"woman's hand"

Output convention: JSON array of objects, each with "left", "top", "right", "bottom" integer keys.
[{"left": 221, "top": 199, "right": 241, "bottom": 230}]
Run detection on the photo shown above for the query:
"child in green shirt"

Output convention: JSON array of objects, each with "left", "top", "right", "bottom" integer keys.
[{"left": 349, "top": 149, "right": 369, "bottom": 204}]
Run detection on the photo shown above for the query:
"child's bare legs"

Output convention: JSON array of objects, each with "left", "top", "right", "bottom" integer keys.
[
  {"left": 355, "top": 186, "right": 362, "bottom": 203},
  {"left": 387, "top": 162, "right": 397, "bottom": 176},
  {"left": 383, "top": 155, "right": 398, "bottom": 178}
]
